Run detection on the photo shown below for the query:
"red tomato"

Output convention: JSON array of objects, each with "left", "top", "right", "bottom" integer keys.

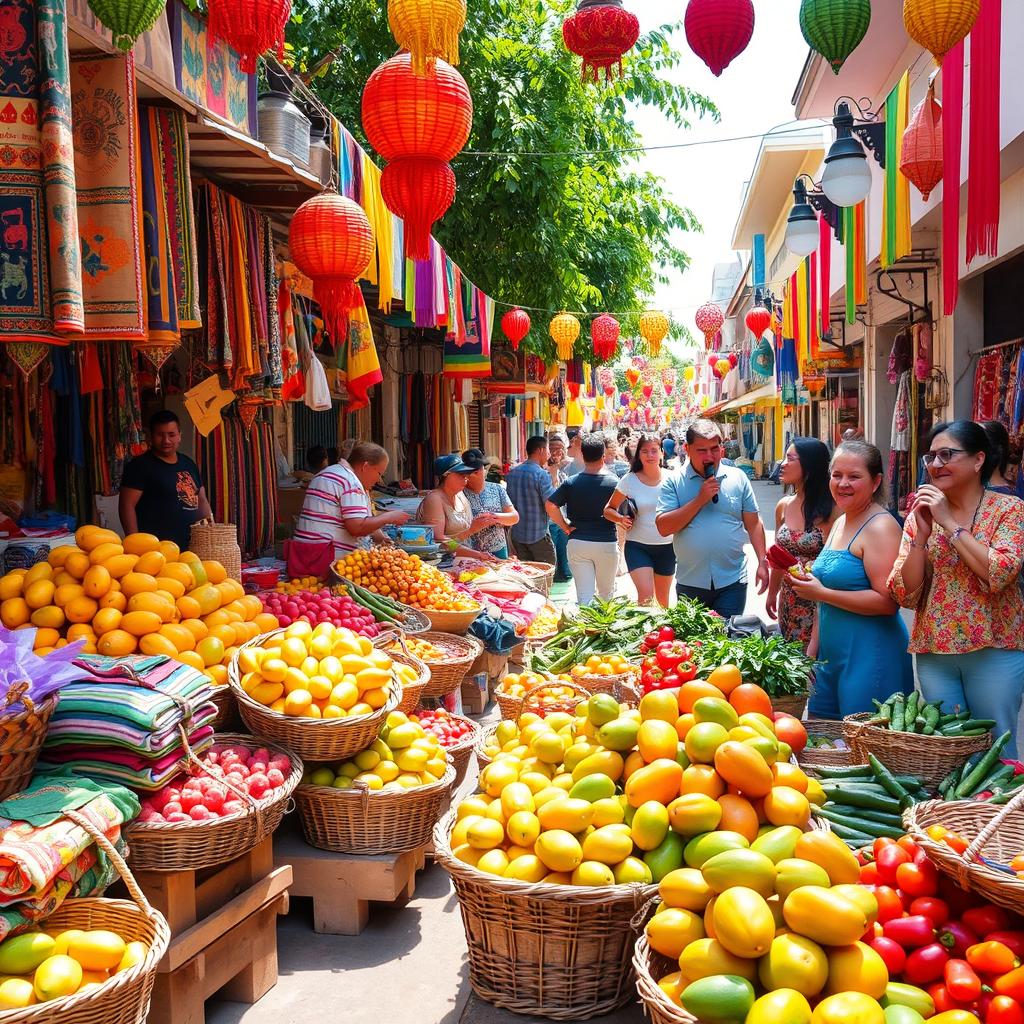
[
  {"left": 910, "top": 897, "right": 950, "bottom": 925},
  {"left": 965, "top": 906, "right": 1012, "bottom": 937},
  {"left": 860, "top": 862, "right": 881, "bottom": 885},
  {"left": 987, "top": 995, "right": 1024, "bottom": 1024},
  {"left": 898, "top": 835, "right": 922, "bottom": 857},
  {"left": 897, "top": 859, "right": 939, "bottom": 898},
  {"left": 875, "top": 885, "right": 908, "bottom": 923},
  {"left": 877, "top": 844, "right": 912, "bottom": 885},
  {"left": 944, "top": 959, "right": 982, "bottom": 1002}
]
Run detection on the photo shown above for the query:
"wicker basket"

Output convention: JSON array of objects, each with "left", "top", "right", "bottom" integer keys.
[
  {"left": 772, "top": 692, "right": 809, "bottom": 718},
  {"left": 123, "top": 732, "right": 303, "bottom": 872},
  {"left": 436, "top": 714, "right": 480, "bottom": 786},
  {"left": 229, "top": 630, "right": 401, "bottom": 762},
  {"left": 0, "top": 686, "right": 57, "bottom": 802},
  {"left": 189, "top": 520, "right": 241, "bottom": 582},
  {"left": 329, "top": 571, "right": 435, "bottom": 635},
  {"left": 516, "top": 560, "right": 555, "bottom": 595},
  {"left": 420, "top": 604, "right": 482, "bottom": 636},
  {"left": 434, "top": 809, "right": 655, "bottom": 1020},
  {"left": 412, "top": 631, "right": 484, "bottom": 698},
  {"left": 495, "top": 678, "right": 591, "bottom": 722},
  {"left": 844, "top": 712, "right": 992, "bottom": 790},
  {"left": 798, "top": 717, "right": 855, "bottom": 772},
  {"left": 24, "top": 810, "right": 172, "bottom": 1024},
  {"left": 375, "top": 634, "right": 431, "bottom": 714},
  {"left": 208, "top": 685, "right": 236, "bottom": 731},
  {"left": 633, "top": 931, "right": 697, "bottom": 1024},
  {"left": 905, "top": 795, "right": 1024, "bottom": 914},
  {"left": 573, "top": 667, "right": 641, "bottom": 707},
  {"left": 295, "top": 763, "right": 456, "bottom": 855}
]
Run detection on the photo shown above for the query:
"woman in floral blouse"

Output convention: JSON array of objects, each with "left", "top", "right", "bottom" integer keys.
[{"left": 888, "top": 420, "right": 1024, "bottom": 754}]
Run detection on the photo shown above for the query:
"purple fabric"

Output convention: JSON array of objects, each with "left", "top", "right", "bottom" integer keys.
[{"left": 415, "top": 255, "right": 435, "bottom": 327}]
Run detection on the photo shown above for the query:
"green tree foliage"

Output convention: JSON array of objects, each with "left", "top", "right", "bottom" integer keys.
[{"left": 287, "top": 0, "right": 716, "bottom": 360}]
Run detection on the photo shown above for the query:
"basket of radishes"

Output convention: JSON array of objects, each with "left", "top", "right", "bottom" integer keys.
[
  {"left": 410, "top": 709, "right": 480, "bottom": 786},
  {"left": 258, "top": 588, "right": 385, "bottom": 637},
  {"left": 124, "top": 733, "right": 303, "bottom": 871}
]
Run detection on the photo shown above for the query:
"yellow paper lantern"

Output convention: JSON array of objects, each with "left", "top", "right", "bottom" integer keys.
[
  {"left": 903, "top": 0, "right": 979, "bottom": 64},
  {"left": 682, "top": 365, "right": 696, "bottom": 382},
  {"left": 716, "top": 358, "right": 731, "bottom": 377},
  {"left": 388, "top": 0, "right": 467, "bottom": 76},
  {"left": 549, "top": 312, "right": 581, "bottom": 361},
  {"left": 639, "top": 309, "right": 669, "bottom": 357}
]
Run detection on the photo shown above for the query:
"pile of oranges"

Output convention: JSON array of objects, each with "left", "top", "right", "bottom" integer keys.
[
  {"left": 335, "top": 548, "right": 479, "bottom": 613},
  {"left": 387, "top": 635, "right": 444, "bottom": 661},
  {"left": 274, "top": 577, "right": 322, "bottom": 596},
  {"left": 497, "top": 671, "right": 577, "bottom": 703},
  {"left": 0, "top": 527, "right": 278, "bottom": 687},
  {"left": 572, "top": 653, "right": 636, "bottom": 678}
]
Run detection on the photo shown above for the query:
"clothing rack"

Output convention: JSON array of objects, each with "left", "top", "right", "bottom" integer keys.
[{"left": 967, "top": 337, "right": 1024, "bottom": 357}]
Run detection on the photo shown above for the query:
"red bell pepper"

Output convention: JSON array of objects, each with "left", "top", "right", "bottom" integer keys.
[
  {"left": 884, "top": 915, "right": 938, "bottom": 949},
  {"left": 676, "top": 660, "right": 697, "bottom": 683},
  {"left": 877, "top": 844, "right": 913, "bottom": 885},
  {"left": 965, "top": 906, "right": 1013, "bottom": 937},
  {"left": 940, "top": 921, "right": 981, "bottom": 958},
  {"left": 996, "top": 967, "right": 1024, "bottom": 1003},
  {"left": 897, "top": 859, "right": 940, "bottom": 897},
  {"left": 874, "top": 885, "right": 907, "bottom": 923},
  {"left": 655, "top": 641, "right": 690, "bottom": 673},
  {"left": 860, "top": 862, "right": 881, "bottom": 885},
  {"left": 869, "top": 935, "right": 907, "bottom": 975},
  {"left": 987, "top": 933, "right": 1024, "bottom": 959},
  {"left": 986, "top": 995, "right": 1024, "bottom": 1024},
  {"left": 944, "top": 959, "right": 982, "bottom": 1002},
  {"left": 656, "top": 625, "right": 676, "bottom": 644},
  {"left": 967, "top": 940, "right": 1018, "bottom": 976},
  {"left": 911, "top": 896, "right": 951, "bottom": 925},
  {"left": 905, "top": 943, "right": 952, "bottom": 984}
]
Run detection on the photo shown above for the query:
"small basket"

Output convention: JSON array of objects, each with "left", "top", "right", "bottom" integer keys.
[
  {"left": 494, "top": 678, "right": 591, "bottom": 722},
  {"left": 573, "top": 667, "right": 641, "bottom": 707},
  {"left": 844, "top": 712, "right": 992, "bottom": 790},
  {"left": 0, "top": 686, "right": 58, "bottom": 802},
  {"left": 22, "top": 809, "right": 172, "bottom": 1024},
  {"left": 295, "top": 764, "right": 456, "bottom": 855},
  {"left": 798, "top": 717, "right": 855, "bottom": 772},
  {"left": 189, "top": 519, "right": 242, "bottom": 581},
  {"left": 408, "top": 631, "right": 484, "bottom": 699},
  {"left": 374, "top": 633, "right": 430, "bottom": 714},
  {"left": 633, "top": 931, "right": 697, "bottom": 1024},
  {"left": 420, "top": 604, "right": 482, "bottom": 636},
  {"left": 208, "top": 685, "right": 236, "bottom": 731},
  {"left": 905, "top": 795, "right": 1024, "bottom": 914},
  {"left": 229, "top": 629, "right": 401, "bottom": 763},
  {"left": 434, "top": 809, "right": 655, "bottom": 1019},
  {"left": 123, "top": 731, "right": 303, "bottom": 872},
  {"left": 771, "top": 692, "right": 809, "bottom": 718},
  {"left": 516, "top": 560, "right": 555, "bottom": 595}
]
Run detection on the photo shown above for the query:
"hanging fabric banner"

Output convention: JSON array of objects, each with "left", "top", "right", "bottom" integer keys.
[
  {"left": 966, "top": 0, "right": 1001, "bottom": 263},
  {"left": 942, "top": 41, "right": 965, "bottom": 314},
  {"left": 818, "top": 214, "right": 831, "bottom": 338},
  {"left": 341, "top": 289, "right": 383, "bottom": 412},
  {"left": 843, "top": 201, "right": 867, "bottom": 325},
  {"left": 881, "top": 71, "right": 911, "bottom": 268},
  {"left": 752, "top": 234, "right": 766, "bottom": 289}
]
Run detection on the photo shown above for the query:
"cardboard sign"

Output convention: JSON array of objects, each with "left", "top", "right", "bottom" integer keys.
[{"left": 184, "top": 375, "right": 235, "bottom": 436}]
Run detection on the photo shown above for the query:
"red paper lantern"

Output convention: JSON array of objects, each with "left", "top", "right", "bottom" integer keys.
[
  {"left": 591, "top": 313, "right": 620, "bottom": 362},
  {"left": 707, "top": 353, "right": 718, "bottom": 367},
  {"left": 900, "top": 82, "right": 943, "bottom": 202},
  {"left": 562, "top": 0, "right": 640, "bottom": 83},
  {"left": 362, "top": 53, "right": 473, "bottom": 260},
  {"left": 208, "top": 0, "right": 291, "bottom": 74},
  {"left": 728, "top": 352, "right": 738, "bottom": 368},
  {"left": 684, "top": 0, "right": 755, "bottom": 77},
  {"left": 289, "top": 193, "right": 374, "bottom": 345},
  {"left": 745, "top": 305, "right": 772, "bottom": 339},
  {"left": 695, "top": 301, "right": 725, "bottom": 346},
  {"left": 501, "top": 307, "right": 531, "bottom": 351}
]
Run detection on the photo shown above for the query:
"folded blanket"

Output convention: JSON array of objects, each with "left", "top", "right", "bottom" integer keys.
[{"left": 44, "top": 701, "right": 218, "bottom": 754}]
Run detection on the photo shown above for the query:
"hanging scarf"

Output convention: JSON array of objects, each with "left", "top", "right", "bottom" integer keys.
[
  {"left": 818, "top": 215, "right": 831, "bottom": 338},
  {"left": 842, "top": 202, "right": 867, "bottom": 325},
  {"left": 341, "top": 289, "right": 383, "bottom": 412},
  {"left": 942, "top": 41, "right": 965, "bottom": 315},
  {"left": 358, "top": 150, "right": 395, "bottom": 312},
  {"left": 966, "top": 0, "right": 1001, "bottom": 263},
  {"left": 881, "top": 71, "right": 911, "bottom": 268}
]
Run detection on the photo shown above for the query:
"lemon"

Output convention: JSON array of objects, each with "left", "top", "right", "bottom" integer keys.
[
  {"left": 466, "top": 818, "right": 505, "bottom": 850},
  {"left": 535, "top": 830, "right": 583, "bottom": 873}
]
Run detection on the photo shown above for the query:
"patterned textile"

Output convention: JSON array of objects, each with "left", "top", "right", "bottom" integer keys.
[
  {"left": 341, "top": 288, "right": 382, "bottom": 412},
  {"left": 467, "top": 481, "right": 513, "bottom": 554},
  {"left": 87, "top": 342, "right": 145, "bottom": 495},
  {"left": 71, "top": 52, "right": 143, "bottom": 339},
  {"left": 889, "top": 490, "right": 1024, "bottom": 654},
  {"left": 138, "top": 106, "right": 178, "bottom": 345},
  {"left": 775, "top": 522, "right": 825, "bottom": 650},
  {"left": 974, "top": 351, "right": 1003, "bottom": 421}
]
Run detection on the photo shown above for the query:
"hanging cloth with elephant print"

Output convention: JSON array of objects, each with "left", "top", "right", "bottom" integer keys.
[{"left": 0, "top": 0, "right": 81, "bottom": 342}]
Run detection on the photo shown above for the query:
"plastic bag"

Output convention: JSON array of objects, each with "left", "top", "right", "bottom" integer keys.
[{"left": 303, "top": 355, "right": 331, "bottom": 412}]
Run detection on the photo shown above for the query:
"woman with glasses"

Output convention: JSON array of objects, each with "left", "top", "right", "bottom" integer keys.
[
  {"left": 766, "top": 438, "right": 836, "bottom": 651},
  {"left": 888, "top": 421, "right": 1024, "bottom": 755}
]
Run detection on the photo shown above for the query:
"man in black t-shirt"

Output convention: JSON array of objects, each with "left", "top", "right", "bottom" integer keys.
[{"left": 118, "top": 411, "right": 213, "bottom": 550}]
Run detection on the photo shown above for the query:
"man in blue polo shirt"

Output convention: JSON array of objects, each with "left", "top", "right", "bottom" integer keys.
[
  {"left": 656, "top": 419, "right": 768, "bottom": 617},
  {"left": 505, "top": 436, "right": 558, "bottom": 565}
]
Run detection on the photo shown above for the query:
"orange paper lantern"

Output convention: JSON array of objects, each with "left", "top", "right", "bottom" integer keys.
[
  {"left": 549, "top": 312, "right": 581, "bottom": 361},
  {"left": 639, "top": 309, "right": 669, "bottom": 356},
  {"left": 903, "top": 0, "right": 979, "bottom": 64}
]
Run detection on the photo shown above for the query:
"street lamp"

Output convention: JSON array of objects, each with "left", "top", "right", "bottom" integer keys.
[
  {"left": 785, "top": 178, "right": 820, "bottom": 257},
  {"left": 820, "top": 98, "right": 885, "bottom": 208}
]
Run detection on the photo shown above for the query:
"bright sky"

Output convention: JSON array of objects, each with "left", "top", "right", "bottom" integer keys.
[{"left": 630, "top": 0, "right": 811, "bottom": 342}]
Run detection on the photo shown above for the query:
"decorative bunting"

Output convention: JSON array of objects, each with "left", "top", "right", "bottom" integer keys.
[
  {"left": 881, "top": 71, "right": 911, "bottom": 268},
  {"left": 842, "top": 201, "right": 867, "bottom": 325},
  {"left": 966, "top": 0, "right": 1001, "bottom": 262},
  {"left": 942, "top": 41, "right": 965, "bottom": 314},
  {"left": 818, "top": 213, "right": 831, "bottom": 338}
]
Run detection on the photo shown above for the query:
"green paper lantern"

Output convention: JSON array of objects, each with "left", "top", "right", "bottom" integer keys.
[
  {"left": 799, "top": 0, "right": 871, "bottom": 74},
  {"left": 87, "top": 0, "right": 167, "bottom": 51}
]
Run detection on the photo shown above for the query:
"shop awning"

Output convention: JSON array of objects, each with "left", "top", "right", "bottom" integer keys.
[{"left": 706, "top": 382, "right": 779, "bottom": 417}]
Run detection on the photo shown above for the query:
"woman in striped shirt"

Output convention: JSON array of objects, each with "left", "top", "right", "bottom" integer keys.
[{"left": 294, "top": 442, "right": 409, "bottom": 559}]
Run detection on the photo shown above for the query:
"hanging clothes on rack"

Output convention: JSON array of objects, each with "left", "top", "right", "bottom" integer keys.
[{"left": 974, "top": 350, "right": 1003, "bottom": 421}]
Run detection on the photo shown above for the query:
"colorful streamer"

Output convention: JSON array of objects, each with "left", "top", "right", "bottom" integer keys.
[
  {"left": 881, "top": 71, "right": 912, "bottom": 268},
  {"left": 966, "top": 0, "right": 1001, "bottom": 263},
  {"left": 942, "top": 41, "right": 965, "bottom": 314},
  {"left": 843, "top": 201, "right": 867, "bottom": 325}
]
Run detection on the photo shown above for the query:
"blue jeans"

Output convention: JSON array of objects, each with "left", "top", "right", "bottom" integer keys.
[
  {"left": 676, "top": 579, "right": 747, "bottom": 617},
  {"left": 550, "top": 523, "right": 572, "bottom": 580},
  {"left": 916, "top": 648, "right": 1024, "bottom": 758}
]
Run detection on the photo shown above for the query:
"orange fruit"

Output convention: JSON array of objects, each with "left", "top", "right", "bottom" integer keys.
[
  {"left": 157, "top": 540, "right": 180, "bottom": 562},
  {"left": 99, "top": 590, "right": 127, "bottom": 612},
  {"left": 175, "top": 649, "right": 205, "bottom": 672},
  {"left": 159, "top": 623, "right": 196, "bottom": 653},
  {"left": 206, "top": 664, "right": 229, "bottom": 686},
  {"left": 30, "top": 605, "right": 65, "bottom": 630},
  {"left": 97, "top": 629, "right": 138, "bottom": 657},
  {"left": 763, "top": 787, "right": 811, "bottom": 828},
  {"left": 32, "top": 627, "right": 60, "bottom": 649},
  {"left": 679, "top": 764, "right": 726, "bottom": 799},
  {"left": 203, "top": 560, "right": 227, "bottom": 585},
  {"left": 24, "top": 579, "right": 55, "bottom": 609},
  {"left": 123, "top": 533, "right": 161, "bottom": 556},
  {"left": 706, "top": 664, "right": 743, "bottom": 695},
  {"left": 91, "top": 607, "right": 123, "bottom": 636},
  {"left": 677, "top": 681, "right": 727, "bottom": 714},
  {"left": 23, "top": 563, "right": 52, "bottom": 586},
  {"left": 717, "top": 793, "right": 760, "bottom": 842},
  {"left": 180, "top": 618, "right": 209, "bottom": 642},
  {"left": 176, "top": 595, "right": 201, "bottom": 620},
  {"left": 82, "top": 565, "right": 111, "bottom": 600},
  {"left": 54, "top": 583, "right": 85, "bottom": 608},
  {"left": 121, "top": 610, "right": 163, "bottom": 637},
  {"left": 0, "top": 573, "right": 24, "bottom": 600},
  {"left": 64, "top": 596, "right": 99, "bottom": 624},
  {"left": 47, "top": 544, "right": 80, "bottom": 568},
  {"left": 121, "top": 573, "right": 158, "bottom": 597},
  {"left": 134, "top": 551, "right": 166, "bottom": 577},
  {"left": 101, "top": 554, "right": 139, "bottom": 580},
  {"left": 139, "top": 633, "right": 179, "bottom": 658},
  {"left": 208, "top": 624, "right": 236, "bottom": 648},
  {"left": 254, "top": 612, "right": 279, "bottom": 633},
  {"left": 771, "top": 762, "right": 809, "bottom": 793},
  {"left": 729, "top": 683, "right": 773, "bottom": 718},
  {"left": 66, "top": 623, "right": 96, "bottom": 642},
  {"left": 63, "top": 552, "right": 90, "bottom": 580}
]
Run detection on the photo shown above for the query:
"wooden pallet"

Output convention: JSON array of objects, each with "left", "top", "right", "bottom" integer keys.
[
  {"left": 129, "top": 837, "right": 292, "bottom": 1024},
  {"left": 274, "top": 826, "right": 426, "bottom": 935}
]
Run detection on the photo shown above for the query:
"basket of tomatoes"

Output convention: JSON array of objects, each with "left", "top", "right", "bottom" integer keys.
[{"left": 410, "top": 708, "right": 480, "bottom": 786}]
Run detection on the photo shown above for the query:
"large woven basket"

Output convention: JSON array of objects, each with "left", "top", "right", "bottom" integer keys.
[
  {"left": 905, "top": 795, "right": 1024, "bottom": 914},
  {"left": 295, "top": 763, "right": 456, "bottom": 855},
  {"left": 420, "top": 604, "right": 481, "bottom": 636},
  {"left": 516, "top": 560, "right": 554, "bottom": 595},
  {"left": 771, "top": 692, "right": 809, "bottom": 718},
  {"left": 123, "top": 732, "right": 303, "bottom": 872},
  {"left": 20, "top": 810, "right": 172, "bottom": 1024},
  {"left": 495, "top": 678, "right": 591, "bottom": 722},
  {"left": 229, "top": 630, "right": 401, "bottom": 762},
  {"left": 413, "top": 631, "right": 483, "bottom": 698},
  {"left": 208, "top": 685, "right": 236, "bottom": 731},
  {"left": 434, "top": 810, "right": 655, "bottom": 1020},
  {"left": 633, "top": 931, "right": 697, "bottom": 1024},
  {"left": 844, "top": 712, "right": 991, "bottom": 789},
  {"left": 0, "top": 687, "right": 57, "bottom": 802},
  {"left": 375, "top": 633, "right": 431, "bottom": 714},
  {"left": 797, "top": 717, "right": 854, "bottom": 772},
  {"left": 189, "top": 520, "right": 241, "bottom": 581}
]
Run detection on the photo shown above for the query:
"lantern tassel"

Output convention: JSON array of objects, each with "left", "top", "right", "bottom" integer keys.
[
  {"left": 408, "top": 24, "right": 461, "bottom": 77},
  {"left": 313, "top": 279, "right": 362, "bottom": 346}
]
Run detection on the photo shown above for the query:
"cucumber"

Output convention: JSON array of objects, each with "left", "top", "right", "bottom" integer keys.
[
  {"left": 817, "top": 818, "right": 877, "bottom": 847},
  {"left": 811, "top": 765, "right": 874, "bottom": 779},
  {"left": 848, "top": 806, "right": 907, "bottom": 826},
  {"left": 815, "top": 806, "right": 906, "bottom": 839},
  {"left": 821, "top": 785, "right": 902, "bottom": 813},
  {"left": 890, "top": 696, "right": 905, "bottom": 732},
  {"left": 955, "top": 731, "right": 1012, "bottom": 799},
  {"left": 868, "top": 754, "right": 918, "bottom": 808},
  {"left": 903, "top": 691, "right": 919, "bottom": 731},
  {"left": 967, "top": 763, "right": 1015, "bottom": 797}
]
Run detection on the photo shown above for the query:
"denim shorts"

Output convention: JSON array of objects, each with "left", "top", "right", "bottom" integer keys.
[{"left": 624, "top": 540, "right": 676, "bottom": 576}]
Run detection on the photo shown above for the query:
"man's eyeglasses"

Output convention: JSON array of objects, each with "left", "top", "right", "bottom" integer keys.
[{"left": 922, "top": 447, "right": 967, "bottom": 466}]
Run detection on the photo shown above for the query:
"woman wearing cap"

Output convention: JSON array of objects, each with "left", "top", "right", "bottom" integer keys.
[
  {"left": 463, "top": 450, "right": 518, "bottom": 559},
  {"left": 416, "top": 454, "right": 499, "bottom": 561}
]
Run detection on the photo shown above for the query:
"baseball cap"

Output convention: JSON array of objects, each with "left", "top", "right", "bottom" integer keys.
[
  {"left": 461, "top": 448, "right": 486, "bottom": 468},
  {"left": 434, "top": 454, "right": 474, "bottom": 478}
]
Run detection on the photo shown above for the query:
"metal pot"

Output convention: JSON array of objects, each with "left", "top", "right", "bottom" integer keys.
[{"left": 257, "top": 90, "right": 311, "bottom": 166}]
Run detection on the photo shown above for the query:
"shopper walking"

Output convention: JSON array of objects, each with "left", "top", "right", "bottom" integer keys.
[
  {"left": 416, "top": 454, "right": 497, "bottom": 561},
  {"left": 981, "top": 420, "right": 1017, "bottom": 495},
  {"left": 545, "top": 433, "right": 619, "bottom": 605},
  {"left": 789, "top": 440, "right": 912, "bottom": 719},
  {"left": 504, "top": 436, "right": 558, "bottom": 565},
  {"left": 766, "top": 438, "right": 836, "bottom": 650},
  {"left": 888, "top": 421, "right": 1024, "bottom": 754},
  {"left": 462, "top": 452, "right": 517, "bottom": 560},
  {"left": 655, "top": 419, "right": 768, "bottom": 616},
  {"left": 565, "top": 432, "right": 586, "bottom": 477},
  {"left": 546, "top": 434, "right": 573, "bottom": 582},
  {"left": 604, "top": 433, "right": 675, "bottom": 606}
]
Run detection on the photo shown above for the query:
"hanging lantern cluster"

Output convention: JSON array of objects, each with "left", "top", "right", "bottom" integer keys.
[
  {"left": 695, "top": 301, "right": 724, "bottom": 348},
  {"left": 87, "top": 0, "right": 167, "bottom": 51},
  {"left": 903, "top": 0, "right": 979, "bottom": 65},
  {"left": 388, "top": 0, "right": 466, "bottom": 77},
  {"left": 208, "top": 0, "right": 291, "bottom": 74},
  {"left": 900, "top": 80, "right": 943, "bottom": 201},
  {"left": 562, "top": 0, "right": 640, "bottom": 83},
  {"left": 799, "top": 0, "right": 871, "bottom": 75},
  {"left": 639, "top": 309, "right": 669, "bottom": 357},
  {"left": 728, "top": 352, "right": 738, "bottom": 368},
  {"left": 500, "top": 307, "right": 531, "bottom": 351},
  {"left": 745, "top": 304, "right": 772, "bottom": 339},
  {"left": 289, "top": 193, "right": 375, "bottom": 345},
  {"left": 550, "top": 312, "right": 580, "bottom": 361},
  {"left": 362, "top": 53, "right": 473, "bottom": 261},
  {"left": 591, "top": 313, "right": 620, "bottom": 362},
  {"left": 684, "top": 0, "right": 755, "bottom": 77}
]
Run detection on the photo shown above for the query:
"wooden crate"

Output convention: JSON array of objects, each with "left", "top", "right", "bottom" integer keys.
[
  {"left": 274, "top": 826, "right": 426, "bottom": 935},
  {"left": 128, "top": 837, "right": 292, "bottom": 1024}
]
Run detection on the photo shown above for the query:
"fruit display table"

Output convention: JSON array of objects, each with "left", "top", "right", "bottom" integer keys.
[{"left": 274, "top": 824, "right": 427, "bottom": 935}]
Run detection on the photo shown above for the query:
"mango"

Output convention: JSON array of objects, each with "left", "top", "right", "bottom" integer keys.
[
  {"left": 793, "top": 830, "right": 861, "bottom": 885},
  {"left": 646, "top": 908, "right": 705, "bottom": 959},
  {"left": 624, "top": 758, "right": 682, "bottom": 808},
  {"left": 537, "top": 797, "right": 593, "bottom": 833},
  {"left": 643, "top": 832, "right": 685, "bottom": 882},
  {"left": 774, "top": 858, "right": 832, "bottom": 899},
  {"left": 747, "top": 989, "right": 813, "bottom": 1024},
  {"left": 692, "top": 696, "right": 739, "bottom": 729},
  {"left": 684, "top": 722, "right": 730, "bottom": 764},
  {"left": 783, "top": 886, "right": 869, "bottom": 947},
  {"left": 711, "top": 886, "right": 775, "bottom": 958},
  {"left": 701, "top": 848, "right": 776, "bottom": 898},
  {"left": 587, "top": 693, "right": 620, "bottom": 725},
  {"left": 683, "top": 830, "right": 749, "bottom": 869},
  {"left": 33, "top": 954, "right": 83, "bottom": 1001},
  {"left": 0, "top": 932, "right": 55, "bottom": 975},
  {"left": 751, "top": 825, "right": 803, "bottom": 864},
  {"left": 680, "top": 974, "right": 756, "bottom": 1024},
  {"left": 758, "top": 933, "right": 829, "bottom": 997},
  {"left": 658, "top": 867, "right": 713, "bottom": 912},
  {"left": 570, "top": 749, "right": 624, "bottom": 783},
  {"left": 825, "top": 941, "right": 889, "bottom": 999},
  {"left": 571, "top": 861, "right": 615, "bottom": 886},
  {"left": 667, "top": 793, "right": 722, "bottom": 836},
  {"left": 631, "top": 800, "right": 670, "bottom": 851},
  {"left": 535, "top": 830, "right": 583, "bottom": 873},
  {"left": 597, "top": 717, "right": 639, "bottom": 752},
  {"left": 569, "top": 774, "right": 615, "bottom": 803},
  {"left": 0, "top": 978, "right": 36, "bottom": 1009},
  {"left": 612, "top": 856, "right": 652, "bottom": 884},
  {"left": 677, "top": 937, "right": 758, "bottom": 986},
  {"left": 582, "top": 825, "right": 633, "bottom": 865}
]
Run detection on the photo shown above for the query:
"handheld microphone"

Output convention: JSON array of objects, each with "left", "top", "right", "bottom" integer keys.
[{"left": 705, "top": 463, "right": 719, "bottom": 503}]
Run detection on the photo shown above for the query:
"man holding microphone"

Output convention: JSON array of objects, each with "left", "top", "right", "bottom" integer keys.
[{"left": 655, "top": 419, "right": 768, "bottom": 616}]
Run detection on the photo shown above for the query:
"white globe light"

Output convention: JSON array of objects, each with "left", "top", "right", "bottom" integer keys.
[
  {"left": 785, "top": 211, "right": 820, "bottom": 257},
  {"left": 821, "top": 147, "right": 873, "bottom": 207}
]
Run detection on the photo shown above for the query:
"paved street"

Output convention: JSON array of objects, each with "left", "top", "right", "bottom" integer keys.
[{"left": 209, "top": 478, "right": 784, "bottom": 1024}]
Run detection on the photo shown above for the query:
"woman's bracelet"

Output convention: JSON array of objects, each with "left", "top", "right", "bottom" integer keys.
[{"left": 910, "top": 538, "right": 928, "bottom": 549}]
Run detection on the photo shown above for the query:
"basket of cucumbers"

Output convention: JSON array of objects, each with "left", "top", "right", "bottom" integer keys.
[{"left": 843, "top": 691, "right": 993, "bottom": 790}]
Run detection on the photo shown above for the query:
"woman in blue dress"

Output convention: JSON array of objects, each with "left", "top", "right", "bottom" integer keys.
[{"left": 789, "top": 440, "right": 913, "bottom": 718}]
